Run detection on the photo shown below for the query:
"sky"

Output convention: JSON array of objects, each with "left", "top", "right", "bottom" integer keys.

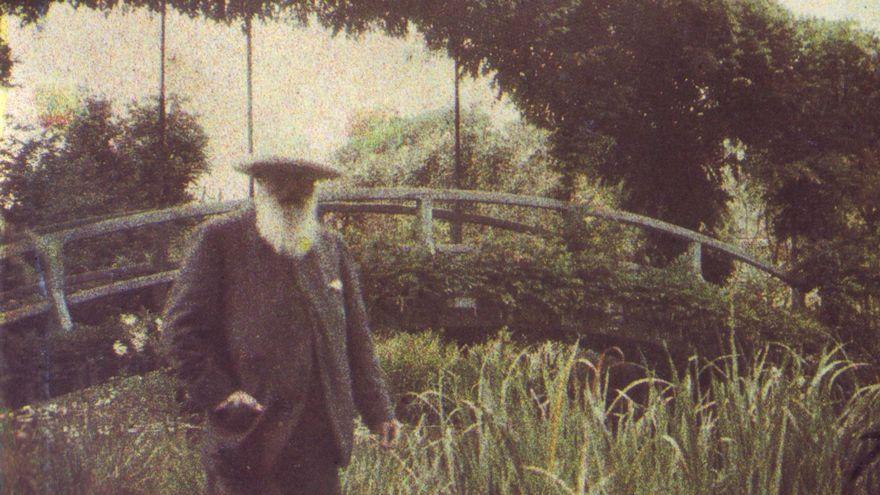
[{"left": 0, "top": 0, "right": 878, "bottom": 198}]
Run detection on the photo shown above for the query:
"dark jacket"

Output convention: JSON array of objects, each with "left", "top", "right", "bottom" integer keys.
[{"left": 161, "top": 206, "right": 394, "bottom": 470}]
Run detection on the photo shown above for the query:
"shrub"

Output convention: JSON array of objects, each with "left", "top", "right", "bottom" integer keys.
[
  {"left": 0, "top": 309, "right": 164, "bottom": 408},
  {"left": 350, "top": 232, "right": 836, "bottom": 363}
]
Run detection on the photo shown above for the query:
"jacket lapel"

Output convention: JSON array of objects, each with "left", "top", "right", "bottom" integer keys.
[{"left": 292, "top": 231, "right": 342, "bottom": 336}]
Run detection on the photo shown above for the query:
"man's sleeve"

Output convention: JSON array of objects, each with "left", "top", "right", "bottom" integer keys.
[
  {"left": 161, "top": 224, "right": 237, "bottom": 412},
  {"left": 339, "top": 238, "right": 395, "bottom": 432}
]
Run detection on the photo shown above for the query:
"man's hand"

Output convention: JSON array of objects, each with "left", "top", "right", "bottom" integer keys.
[
  {"left": 214, "top": 390, "right": 265, "bottom": 413},
  {"left": 379, "top": 419, "right": 402, "bottom": 449},
  {"left": 211, "top": 390, "right": 265, "bottom": 432}
]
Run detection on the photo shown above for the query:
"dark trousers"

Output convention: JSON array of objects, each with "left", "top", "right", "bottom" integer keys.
[
  {"left": 206, "top": 447, "right": 340, "bottom": 495},
  {"left": 206, "top": 386, "right": 342, "bottom": 495}
]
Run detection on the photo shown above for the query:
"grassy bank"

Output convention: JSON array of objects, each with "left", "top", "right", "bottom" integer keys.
[{"left": 1, "top": 333, "right": 878, "bottom": 494}]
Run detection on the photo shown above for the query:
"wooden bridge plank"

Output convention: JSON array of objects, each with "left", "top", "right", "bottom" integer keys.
[
  {"left": 1, "top": 262, "right": 161, "bottom": 303},
  {"left": 321, "top": 202, "right": 553, "bottom": 237}
]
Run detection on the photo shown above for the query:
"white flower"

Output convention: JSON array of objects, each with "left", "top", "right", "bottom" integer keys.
[
  {"left": 113, "top": 340, "right": 128, "bottom": 356},
  {"left": 154, "top": 317, "right": 163, "bottom": 330},
  {"left": 129, "top": 327, "right": 148, "bottom": 353},
  {"left": 120, "top": 313, "right": 138, "bottom": 326},
  {"left": 329, "top": 279, "right": 343, "bottom": 291}
]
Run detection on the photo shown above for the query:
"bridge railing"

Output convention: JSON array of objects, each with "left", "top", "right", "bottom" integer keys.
[{"left": 0, "top": 187, "right": 804, "bottom": 331}]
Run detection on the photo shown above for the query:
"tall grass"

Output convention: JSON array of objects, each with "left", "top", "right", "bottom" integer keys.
[
  {"left": 1, "top": 336, "right": 876, "bottom": 494},
  {"left": 342, "top": 338, "right": 879, "bottom": 494},
  {"left": 0, "top": 372, "right": 204, "bottom": 495}
]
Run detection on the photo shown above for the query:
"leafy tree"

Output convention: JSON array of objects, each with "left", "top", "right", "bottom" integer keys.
[
  {"left": 332, "top": 106, "right": 637, "bottom": 258},
  {"left": 335, "top": 107, "right": 562, "bottom": 196},
  {"left": 1, "top": 96, "right": 208, "bottom": 228},
  {"left": 317, "top": 1, "right": 880, "bottom": 249},
  {"left": 725, "top": 15, "right": 880, "bottom": 353},
  {"left": 4, "top": 0, "right": 877, "bottom": 352}
]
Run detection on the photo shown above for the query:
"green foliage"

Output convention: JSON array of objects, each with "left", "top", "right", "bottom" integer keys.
[
  {"left": 0, "top": 371, "right": 202, "bottom": 495},
  {"left": 330, "top": 106, "right": 627, "bottom": 253},
  {"left": 0, "top": 96, "right": 208, "bottom": 227},
  {"left": 335, "top": 107, "right": 563, "bottom": 197},
  {"left": 351, "top": 337, "right": 880, "bottom": 494},
  {"left": 317, "top": 0, "right": 880, "bottom": 264},
  {"left": 0, "top": 309, "right": 164, "bottom": 408},
  {"left": 3, "top": 336, "right": 876, "bottom": 493},
  {"left": 374, "top": 331, "right": 462, "bottom": 421},
  {"left": 0, "top": 95, "right": 208, "bottom": 280},
  {"left": 350, "top": 232, "right": 833, "bottom": 359}
]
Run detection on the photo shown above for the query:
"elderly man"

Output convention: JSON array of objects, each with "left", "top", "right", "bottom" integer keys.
[{"left": 161, "top": 157, "right": 399, "bottom": 494}]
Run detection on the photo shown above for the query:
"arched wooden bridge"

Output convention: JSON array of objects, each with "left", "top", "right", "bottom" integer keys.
[{"left": 0, "top": 187, "right": 804, "bottom": 332}]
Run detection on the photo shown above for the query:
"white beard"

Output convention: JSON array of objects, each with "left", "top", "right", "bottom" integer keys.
[{"left": 254, "top": 186, "right": 320, "bottom": 259}]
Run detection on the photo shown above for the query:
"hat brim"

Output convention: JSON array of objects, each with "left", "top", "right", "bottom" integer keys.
[{"left": 234, "top": 156, "right": 342, "bottom": 181}]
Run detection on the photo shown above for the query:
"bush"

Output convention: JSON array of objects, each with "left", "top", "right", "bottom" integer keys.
[
  {"left": 351, "top": 232, "right": 836, "bottom": 362},
  {"left": 0, "top": 310, "right": 164, "bottom": 408}
]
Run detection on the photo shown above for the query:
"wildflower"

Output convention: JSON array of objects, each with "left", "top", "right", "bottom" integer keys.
[
  {"left": 129, "top": 327, "right": 148, "bottom": 353},
  {"left": 113, "top": 340, "right": 129, "bottom": 356},
  {"left": 154, "top": 317, "right": 164, "bottom": 331},
  {"left": 120, "top": 313, "right": 139, "bottom": 326}
]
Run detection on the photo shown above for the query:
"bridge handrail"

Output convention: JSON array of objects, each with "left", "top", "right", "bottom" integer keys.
[
  {"left": 1, "top": 187, "right": 803, "bottom": 330},
  {"left": 1, "top": 188, "right": 574, "bottom": 260},
  {"left": 0, "top": 199, "right": 245, "bottom": 259}
]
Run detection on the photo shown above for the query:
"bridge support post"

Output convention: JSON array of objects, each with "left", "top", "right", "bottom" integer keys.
[
  {"left": 688, "top": 241, "right": 703, "bottom": 281},
  {"left": 417, "top": 198, "right": 435, "bottom": 253},
  {"left": 33, "top": 234, "right": 73, "bottom": 332}
]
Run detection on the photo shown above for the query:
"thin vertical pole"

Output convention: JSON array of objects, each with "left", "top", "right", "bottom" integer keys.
[
  {"left": 245, "top": 15, "right": 255, "bottom": 198},
  {"left": 158, "top": 0, "right": 166, "bottom": 151},
  {"left": 451, "top": 57, "right": 463, "bottom": 243}
]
